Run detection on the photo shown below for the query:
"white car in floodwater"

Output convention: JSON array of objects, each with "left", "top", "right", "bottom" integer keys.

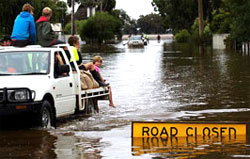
[{"left": 127, "top": 35, "right": 144, "bottom": 48}]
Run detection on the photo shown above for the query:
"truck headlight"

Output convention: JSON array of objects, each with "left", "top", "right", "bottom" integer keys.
[
  {"left": 14, "top": 90, "right": 29, "bottom": 101},
  {"left": 7, "top": 88, "right": 34, "bottom": 102}
]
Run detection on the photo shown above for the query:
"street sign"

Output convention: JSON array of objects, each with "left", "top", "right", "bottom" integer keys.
[{"left": 132, "top": 122, "right": 247, "bottom": 138}]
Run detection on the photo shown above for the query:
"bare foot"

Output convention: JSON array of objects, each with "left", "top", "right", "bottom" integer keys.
[{"left": 109, "top": 104, "right": 115, "bottom": 107}]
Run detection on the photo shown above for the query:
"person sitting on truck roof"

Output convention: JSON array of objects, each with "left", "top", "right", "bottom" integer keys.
[
  {"left": 67, "top": 36, "right": 108, "bottom": 86},
  {"left": 0, "top": 35, "right": 12, "bottom": 46},
  {"left": 36, "top": 7, "right": 64, "bottom": 47},
  {"left": 11, "top": 3, "right": 36, "bottom": 47}
]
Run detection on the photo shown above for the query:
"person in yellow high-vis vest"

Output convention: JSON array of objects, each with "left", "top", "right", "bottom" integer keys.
[
  {"left": 70, "top": 44, "right": 81, "bottom": 65},
  {"left": 68, "top": 36, "right": 108, "bottom": 86}
]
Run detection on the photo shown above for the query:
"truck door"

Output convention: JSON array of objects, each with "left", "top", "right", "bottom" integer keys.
[{"left": 52, "top": 51, "right": 76, "bottom": 116}]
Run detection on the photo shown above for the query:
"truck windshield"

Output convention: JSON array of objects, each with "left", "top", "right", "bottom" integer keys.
[{"left": 0, "top": 51, "right": 50, "bottom": 75}]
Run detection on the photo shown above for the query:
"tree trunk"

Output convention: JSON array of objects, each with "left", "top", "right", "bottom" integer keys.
[
  {"left": 198, "top": 0, "right": 204, "bottom": 43},
  {"left": 71, "top": 0, "right": 75, "bottom": 35}
]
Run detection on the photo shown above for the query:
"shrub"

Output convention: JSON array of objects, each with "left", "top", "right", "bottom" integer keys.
[
  {"left": 190, "top": 18, "right": 212, "bottom": 44},
  {"left": 80, "top": 12, "right": 122, "bottom": 44},
  {"left": 175, "top": 29, "right": 191, "bottom": 42},
  {"left": 64, "top": 20, "right": 87, "bottom": 35},
  {"left": 210, "top": 10, "right": 231, "bottom": 34}
]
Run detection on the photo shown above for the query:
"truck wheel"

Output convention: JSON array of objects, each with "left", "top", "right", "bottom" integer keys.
[
  {"left": 38, "top": 100, "right": 54, "bottom": 128},
  {"left": 83, "top": 99, "right": 94, "bottom": 114},
  {"left": 88, "top": 99, "right": 95, "bottom": 114}
]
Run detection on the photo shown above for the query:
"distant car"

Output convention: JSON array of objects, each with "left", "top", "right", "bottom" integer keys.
[{"left": 127, "top": 35, "right": 144, "bottom": 48}]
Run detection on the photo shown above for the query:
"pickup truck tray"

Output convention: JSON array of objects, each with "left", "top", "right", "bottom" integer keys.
[{"left": 81, "top": 87, "right": 109, "bottom": 99}]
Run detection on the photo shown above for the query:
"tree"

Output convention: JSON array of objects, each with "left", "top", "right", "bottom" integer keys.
[
  {"left": 98, "top": 0, "right": 116, "bottom": 12},
  {"left": 67, "top": 0, "right": 81, "bottom": 7},
  {"left": 123, "top": 19, "right": 137, "bottom": 35},
  {"left": 65, "top": 20, "right": 87, "bottom": 34},
  {"left": 111, "top": 9, "right": 137, "bottom": 35},
  {"left": 0, "top": 0, "right": 67, "bottom": 35},
  {"left": 78, "top": 0, "right": 115, "bottom": 12},
  {"left": 74, "top": 0, "right": 116, "bottom": 21},
  {"left": 191, "top": 18, "right": 212, "bottom": 43},
  {"left": 210, "top": 9, "right": 231, "bottom": 34},
  {"left": 152, "top": 0, "right": 198, "bottom": 33},
  {"left": 137, "top": 14, "right": 165, "bottom": 34},
  {"left": 81, "top": 12, "right": 122, "bottom": 44},
  {"left": 224, "top": 0, "right": 250, "bottom": 43},
  {"left": 151, "top": 0, "right": 214, "bottom": 33}
]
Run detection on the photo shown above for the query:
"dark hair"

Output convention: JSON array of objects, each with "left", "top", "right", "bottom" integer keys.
[{"left": 68, "top": 36, "right": 79, "bottom": 46}]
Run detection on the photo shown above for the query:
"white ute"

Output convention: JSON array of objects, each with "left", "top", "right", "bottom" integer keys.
[{"left": 0, "top": 44, "right": 109, "bottom": 128}]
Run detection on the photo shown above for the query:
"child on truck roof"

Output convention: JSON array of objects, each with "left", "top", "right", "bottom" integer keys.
[
  {"left": 11, "top": 3, "right": 36, "bottom": 47},
  {"left": 36, "top": 7, "right": 64, "bottom": 47},
  {"left": 93, "top": 56, "right": 115, "bottom": 107},
  {"left": 67, "top": 36, "right": 108, "bottom": 87}
]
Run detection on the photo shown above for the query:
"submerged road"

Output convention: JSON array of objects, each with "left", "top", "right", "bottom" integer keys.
[{"left": 1, "top": 40, "right": 250, "bottom": 158}]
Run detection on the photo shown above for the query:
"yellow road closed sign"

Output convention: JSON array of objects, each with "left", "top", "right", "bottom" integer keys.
[{"left": 132, "top": 122, "right": 247, "bottom": 137}]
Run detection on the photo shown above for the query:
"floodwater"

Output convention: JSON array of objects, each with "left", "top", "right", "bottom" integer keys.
[{"left": 1, "top": 39, "right": 250, "bottom": 158}]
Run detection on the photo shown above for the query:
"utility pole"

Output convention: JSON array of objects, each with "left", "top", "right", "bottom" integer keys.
[
  {"left": 198, "top": 0, "right": 204, "bottom": 42},
  {"left": 71, "top": 0, "right": 75, "bottom": 35}
]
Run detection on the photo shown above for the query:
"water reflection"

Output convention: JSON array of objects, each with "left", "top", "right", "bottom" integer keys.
[
  {"left": 0, "top": 130, "right": 57, "bottom": 158},
  {"left": 132, "top": 136, "right": 247, "bottom": 158},
  {"left": 52, "top": 132, "right": 102, "bottom": 159},
  {"left": 162, "top": 42, "right": 250, "bottom": 113}
]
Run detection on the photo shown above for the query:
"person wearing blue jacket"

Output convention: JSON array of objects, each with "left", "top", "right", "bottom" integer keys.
[{"left": 11, "top": 3, "right": 36, "bottom": 47}]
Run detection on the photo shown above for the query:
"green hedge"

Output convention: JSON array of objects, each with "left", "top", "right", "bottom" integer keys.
[{"left": 175, "top": 29, "right": 191, "bottom": 42}]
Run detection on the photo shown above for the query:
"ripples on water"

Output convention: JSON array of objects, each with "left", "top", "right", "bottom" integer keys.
[
  {"left": 52, "top": 40, "right": 250, "bottom": 158},
  {"left": 2, "top": 40, "right": 250, "bottom": 158}
]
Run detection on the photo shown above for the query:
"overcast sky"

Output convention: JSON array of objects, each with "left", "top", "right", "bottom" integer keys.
[
  {"left": 64, "top": 0, "right": 156, "bottom": 20},
  {"left": 115, "top": 0, "right": 156, "bottom": 20}
]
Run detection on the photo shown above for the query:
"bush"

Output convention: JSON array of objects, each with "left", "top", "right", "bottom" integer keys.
[
  {"left": 210, "top": 10, "right": 231, "bottom": 34},
  {"left": 64, "top": 20, "right": 87, "bottom": 35},
  {"left": 175, "top": 29, "right": 191, "bottom": 42},
  {"left": 80, "top": 12, "right": 122, "bottom": 44},
  {"left": 64, "top": 23, "right": 71, "bottom": 34},
  {"left": 190, "top": 18, "right": 212, "bottom": 44}
]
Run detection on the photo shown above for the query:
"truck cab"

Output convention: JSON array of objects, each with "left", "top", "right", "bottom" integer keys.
[{"left": 0, "top": 45, "right": 109, "bottom": 128}]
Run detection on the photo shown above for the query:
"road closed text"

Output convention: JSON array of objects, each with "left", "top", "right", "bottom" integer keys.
[{"left": 132, "top": 122, "right": 247, "bottom": 138}]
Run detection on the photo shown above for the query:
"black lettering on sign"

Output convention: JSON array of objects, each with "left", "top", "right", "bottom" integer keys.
[
  {"left": 186, "top": 127, "right": 193, "bottom": 136},
  {"left": 142, "top": 127, "right": 150, "bottom": 136},
  {"left": 220, "top": 127, "right": 227, "bottom": 136},
  {"left": 151, "top": 127, "right": 159, "bottom": 136},
  {"left": 212, "top": 127, "right": 219, "bottom": 137},
  {"left": 229, "top": 127, "right": 236, "bottom": 136},
  {"left": 195, "top": 127, "right": 197, "bottom": 137},
  {"left": 160, "top": 127, "right": 169, "bottom": 137},
  {"left": 171, "top": 127, "right": 178, "bottom": 137},
  {"left": 203, "top": 127, "right": 211, "bottom": 136}
]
